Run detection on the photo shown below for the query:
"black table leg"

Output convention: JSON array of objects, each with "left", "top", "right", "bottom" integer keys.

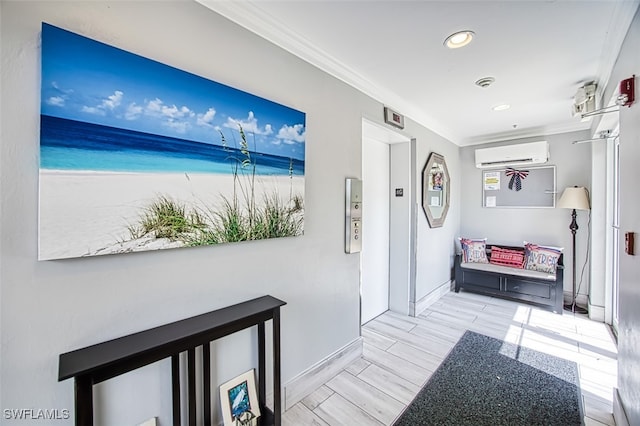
[
  {"left": 172, "top": 354, "right": 180, "bottom": 426},
  {"left": 74, "top": 375, "right": 93, "bottom": 426},
  {"left": 258, "top": 322, "right": 266, "bottom": 412},
  {"left": 203, "top": 343, "right": 212, "bottom": 426},
  {"left": 273, "top": 308, "right": 281, "bottom": 426}
]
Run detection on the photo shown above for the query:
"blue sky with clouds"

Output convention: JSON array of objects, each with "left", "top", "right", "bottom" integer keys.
[{"left": 40, "top": 23, "right": 306, "bottom": 161}]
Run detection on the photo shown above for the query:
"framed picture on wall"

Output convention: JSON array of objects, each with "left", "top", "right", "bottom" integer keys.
[
  {"left": 220, "top": 369, "right": 261, "bottom": 426},
  {"left": 39, "top": 23, "right": 306, "bottom": 261}
]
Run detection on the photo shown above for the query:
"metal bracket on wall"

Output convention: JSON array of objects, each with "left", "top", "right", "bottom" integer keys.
[{"left": 581, "top": 104, "right": 619, "bottom": 119}]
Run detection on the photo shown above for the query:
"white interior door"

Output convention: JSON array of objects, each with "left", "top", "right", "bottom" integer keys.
[{"left": 361, "top": 137, "right": 390, "bottom": 324}]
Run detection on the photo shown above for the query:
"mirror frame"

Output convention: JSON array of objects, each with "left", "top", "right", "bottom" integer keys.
[{"left": 421, "top": 152, "right": 450, "bottom": 228}]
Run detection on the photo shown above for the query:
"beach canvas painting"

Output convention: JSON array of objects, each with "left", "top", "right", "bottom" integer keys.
[{"left": 39, "top": 23, "right": 305, "bottom": 260}]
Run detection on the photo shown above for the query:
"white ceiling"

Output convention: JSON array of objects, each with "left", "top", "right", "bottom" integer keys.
[{"left": 198, "top": 0, "right": 639, "bottom": 146}]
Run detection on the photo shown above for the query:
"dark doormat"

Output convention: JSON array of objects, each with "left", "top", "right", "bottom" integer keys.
[{"left": 394, "top": 330, "right": 583, "bottom": 426}]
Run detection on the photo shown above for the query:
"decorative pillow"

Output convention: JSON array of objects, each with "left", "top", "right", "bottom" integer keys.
[
  {"left": 459, "top": 238, "right": 488, "bottom": 264},
  {"left": 489, "top": 246, "right": 524, "bottom": 268},
  {"left": 523, "top": 242, "right": 562, "bottom": 274}
]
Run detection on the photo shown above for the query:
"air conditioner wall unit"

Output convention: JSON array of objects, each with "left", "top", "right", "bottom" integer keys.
[{"left": 475, "top": 141, "right": 549, "bottom": 169}]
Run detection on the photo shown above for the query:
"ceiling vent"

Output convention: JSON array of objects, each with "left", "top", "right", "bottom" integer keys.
[
  {"left": 475, "top": 77, "right": 495, "bottom": 88},
  {"left": 475, "top": 141, "right": 549, "bottom": 169}
]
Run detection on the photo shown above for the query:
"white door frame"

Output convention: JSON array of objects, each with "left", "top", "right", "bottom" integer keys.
[{"left": 361, "top": 118, "right": 412, "bottom": 324}]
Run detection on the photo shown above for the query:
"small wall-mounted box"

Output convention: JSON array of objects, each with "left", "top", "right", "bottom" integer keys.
[
  {"left": 625, "top": 232, "right": 635, "bottom": 255},
  {"left": 619, "top": 76, "right": 635, "bottom": 107}
]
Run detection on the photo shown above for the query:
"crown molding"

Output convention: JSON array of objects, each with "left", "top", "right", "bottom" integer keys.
[
  {"left": 462, "top": 120, "right": 592, "bottom": 146},
  {"left": 594, "top": 0, "right": 640, "bottom": 103},
  {"left": 196, "top": 0, "right": 636, "bottom": 147},
  {"left": 195, "top": 0, "right": 459, "bottom": 143}
]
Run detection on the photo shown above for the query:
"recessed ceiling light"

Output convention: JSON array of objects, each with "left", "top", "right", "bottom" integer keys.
[
  {"left": 444, "top": 30, "right": 475, "bottom": 49},
  {"left": 492, "top": 104, "right": 511, "bottom": 111}
]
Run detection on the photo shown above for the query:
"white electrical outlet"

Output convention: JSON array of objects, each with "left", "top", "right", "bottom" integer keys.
[{"left": 137, "top": 418, "right": 157, "bottom": 426}]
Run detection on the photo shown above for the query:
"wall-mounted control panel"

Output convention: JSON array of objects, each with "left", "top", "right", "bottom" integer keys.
[{"left": 345, "top": 178, "right": 362, "bottom": 254}]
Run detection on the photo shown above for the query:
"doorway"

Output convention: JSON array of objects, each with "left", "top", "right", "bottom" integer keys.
[
  {"left": 611, "top": 134, "right": 621, "bottom": 333},
  {"left": 361, "top": 119, "right": 410, "bottom": 325}
]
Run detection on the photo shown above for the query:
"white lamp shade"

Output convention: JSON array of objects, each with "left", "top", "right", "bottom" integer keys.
[{"left": 557, "top": 186, "right": 590, "bottom": 210}]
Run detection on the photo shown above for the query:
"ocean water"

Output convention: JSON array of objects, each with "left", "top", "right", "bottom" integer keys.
[{"left": 39, "top": 115, "right": 305, "bottom": 176}]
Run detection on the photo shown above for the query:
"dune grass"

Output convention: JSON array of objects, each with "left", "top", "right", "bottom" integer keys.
[
  {"left": 128, "top": 125, "right": 303, "bottom": 246},
  {"left": 128, "top": 195, "right": 206, "bottom": 241},
  {"left": 183, "top": 191, "right": 303, "bottom": 246}
]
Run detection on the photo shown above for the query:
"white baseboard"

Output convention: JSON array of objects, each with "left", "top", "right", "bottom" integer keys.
[
  {"left": 563, "top": 292, "right": 589, "bottom": 308},
  {"left": 587, "top": 301, "right": 605, "bottom": 322},
  {"left": 410, "top": 280, "right": 451, "bottom": 317},
  {"left": 613, "top": 388, "right": 630, "bottom": 426},
  {"left": 283, "top": 337, "right": 362, "bottom": 410}
]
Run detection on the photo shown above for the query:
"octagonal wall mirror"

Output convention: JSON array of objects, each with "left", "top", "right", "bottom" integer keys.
[{"left": 421, "top": 152, "right": 450, "bottom": 228}]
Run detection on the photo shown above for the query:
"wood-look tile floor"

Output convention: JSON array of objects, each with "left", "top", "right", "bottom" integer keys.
[{"left": 283, "top": 291, "right": 618, "bottom": 426}]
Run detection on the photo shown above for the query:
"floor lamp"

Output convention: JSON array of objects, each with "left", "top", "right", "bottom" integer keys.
[{"left": 557, "top": 186, "right": 590, "bottom": 314}]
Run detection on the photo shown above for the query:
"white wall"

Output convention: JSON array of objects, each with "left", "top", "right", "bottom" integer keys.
[
  {"left": 0, "top": 1, "right": 460, "bottom": 425},
  {"left": 459, "top": 131, "right": 592, "bottom": 300},
  {"left": 606, "top": 7, "right": 640, "bottom": 424},
  {"left": 413, "top": 134, "right": 461, "bottom": 304},
  {"left": 389, "top": 128, "right": 461, "bottom": 313},
  {"left": 0, "top": 1, "right": 360, "bottom": 424}
]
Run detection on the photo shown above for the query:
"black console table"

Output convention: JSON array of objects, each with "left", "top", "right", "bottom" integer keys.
[{"left": 58, "top": 295, "right": 286, "bottom": 426}]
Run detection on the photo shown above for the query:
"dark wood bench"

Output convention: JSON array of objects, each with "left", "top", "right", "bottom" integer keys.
[{"left": 454, "top": 245, "right": 564, "bottom": 314}]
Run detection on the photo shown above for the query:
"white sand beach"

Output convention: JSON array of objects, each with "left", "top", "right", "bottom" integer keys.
[{"left": 38, "top": 170, "right": 305, "bottom": 260}]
